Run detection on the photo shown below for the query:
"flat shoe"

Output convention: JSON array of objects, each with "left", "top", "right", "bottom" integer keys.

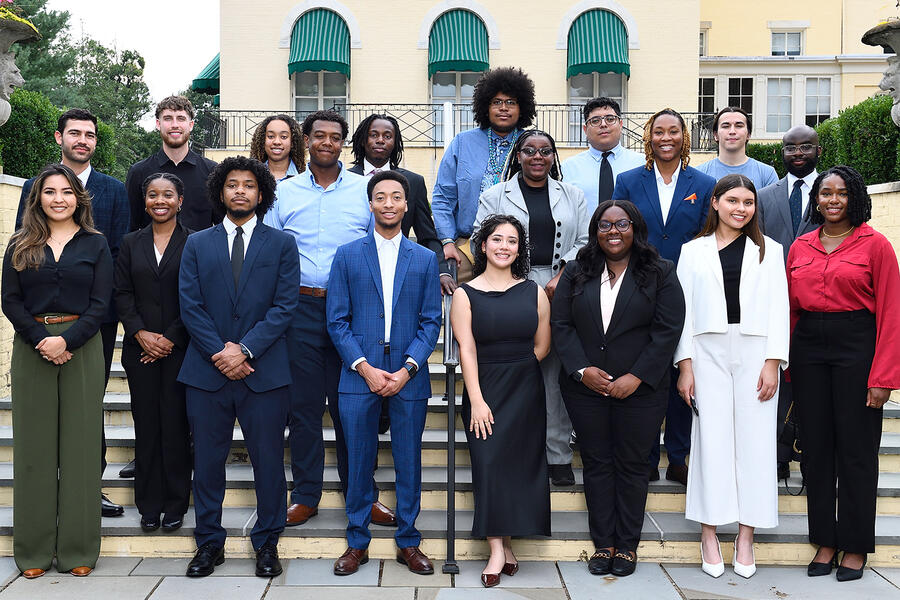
[
  {"left": 611, "top": 551, "right": 637, "bottom": 577},
  {"left": 501, "top": 562, "right": 518, "bottom": 576},
  {"left": 588, "top": 549, "right": 613, "bottom": 575},
  {"left": 22, "top": 568, "right": 44, "bottom": 579},
  {"left": 162, "top": 514, "right": 184, "bottom": 531},
  {"left": 140, "top": 516, "right": 160, "bottom": 532},
  {"left": 70, "top": 566, "right": 92, "bottom": 577},
  {"left": 481, "top": 572, "right": 500, "bottom": 587}
]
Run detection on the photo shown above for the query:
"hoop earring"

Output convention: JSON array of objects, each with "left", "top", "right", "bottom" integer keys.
[{"left": 815, "top": 205, "right": 821, "bottom": 213}]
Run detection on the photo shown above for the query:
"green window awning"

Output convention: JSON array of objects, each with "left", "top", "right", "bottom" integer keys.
[
  {"left": 428, "top": 10, "right": 489, "bottom": 77},
  {"left": 191, "top": 53, "right": 220, "bottom": 94},
  {"left": 567, "top": 10, "right": 630, "bottom": 78},
  {"left": 289, "top": 9, "right": 351, "bottom": 78}
]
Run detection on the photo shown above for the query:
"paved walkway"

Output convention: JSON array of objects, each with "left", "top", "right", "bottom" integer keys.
[{"left": 0, "top": 556, "right": 897, "bottom": 599}]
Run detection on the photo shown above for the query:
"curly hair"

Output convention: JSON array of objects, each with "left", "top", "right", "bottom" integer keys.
[
  {"left": 808, "top": 165, "right": 872, "bottom": 227},
  {"left": 572, "top": 200, "right": 662, "bottom": 295},
  {"left": 350, "top": 113, "right": 404, "bottom": 169},
  {"left": 471, "top": 67, "right": 536, "bottom": 130},
  {"left": 249, "top": 114, "right": 306, "bottom": 173},
  {"left": 207, "top": 156, "right": 277, "bottom": 221},
  {"left": 697, "top": 174, "right": 766, "bottom": 263},
  {"left": 11, "top": 164, "right": 99, "bottom": 271},
  {"left": 155, "top": 95, "right": 194, "bottom": 119},
  {"left": 643, "top": 108, "right": 691, "bottom": 171},
  {"left": 141, "top": 173, "right": 184, "bottom": 199},
  {"left": 301, "top": 110, "right": 349, "bottom": 140},
  {"left": 503, "top": 129, "right": 562, "bottom": 182},
  {"left": 471, "top": 214, "right": 530, "bottom": 280}
]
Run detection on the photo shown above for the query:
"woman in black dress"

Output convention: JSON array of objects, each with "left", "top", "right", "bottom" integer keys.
[
  {"left": 450, "top": 214, "right": 551, "bottom": 588},
  {"left": 114, "top": 173, "right": 192, "bottom": 532}
]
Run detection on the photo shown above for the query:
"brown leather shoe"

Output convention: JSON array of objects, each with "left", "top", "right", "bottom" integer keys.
[
  {"left": 665, "top": 464, "right": 688, "bottom": 486},
  {"left": 396, "top": 546, "right": 434, "bottom": 575},
  {"left": 286, "top": 503, "right": 318, "bottom": 526},
  {"left": 70, "top": 566, "right": 92, "bottom": 577},
  {"left": 481, "top": 572, "right": 501, "bottom": 587},
  {"left": 22, "top": 568, "right": 45, "bottom": 579},
  {"left": 371, "top": 500, "right": 397, "bottom": 526},
  {"left": 334, "top": 547, "right": 369, "bottom": 575}
]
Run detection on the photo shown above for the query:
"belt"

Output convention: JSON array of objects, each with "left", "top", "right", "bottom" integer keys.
[
  {"left": 35, "top": 315, "right": 80, "bottom": 325},
  {"left": 299, "top": 286, "right": 327, "bottom": 298}
]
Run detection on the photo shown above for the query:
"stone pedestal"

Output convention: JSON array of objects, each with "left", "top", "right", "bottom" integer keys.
[{"left": 863, "top": 20, "right": 900, "bottom": 126}]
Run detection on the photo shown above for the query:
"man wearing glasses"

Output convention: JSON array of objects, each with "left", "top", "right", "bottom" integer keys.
[{"left": 562, "top": 98, "right": 644, "bottom": 206}]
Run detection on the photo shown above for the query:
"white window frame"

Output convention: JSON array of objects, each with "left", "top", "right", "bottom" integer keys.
[
  {"left": 566, "top": 72, "right": 627, "bottom": 146},
  {"left": 805, "top": 76, "right": 832, "bottom": 127},
  {"left": 698, "top": 77, "right": 715, "bottom": 114},
  {"left": 292, "top": 71, "right": 349, "bottom": 117},
  {"left": 770, "top": 30, "right": 804, "bottom": 57},
  {"left": 430, "top": 71, "right": 482, "bottom": 142},
  {"left": 766, "top": 77, "right": 793, "bottom": 134},
  {"left": 726, "top": 76, "right": 754, "bottom": 118}
]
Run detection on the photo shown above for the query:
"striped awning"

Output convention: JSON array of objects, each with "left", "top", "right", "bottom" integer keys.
[
  {"left": 191, "top": 53, "right": 220, "bottom": 94},
  {"left": 567, "top": 10, "right": 630, "bottom": 78},
  {"left": 289, "top": 9, "right": 351, "bottom": 78},
  {"left": 428, "top": 10, "right": 489, "bottom": 77}
]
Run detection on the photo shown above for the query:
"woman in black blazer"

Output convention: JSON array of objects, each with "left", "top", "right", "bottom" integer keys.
[
  {"left": 114, "top": 173, "right": 192, "bottom": 532},
  {"left": 551, "top": 199, "right": 685, "bottom": 577}
]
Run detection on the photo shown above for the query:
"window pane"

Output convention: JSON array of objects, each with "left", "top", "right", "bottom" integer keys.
[
  {"left": 460, "top": 73, "right": 480, "bottom": 100},
  {"left": 728, "top": 77, "right": 753, "bottom": 119},
  {"left": 741, "top": 78, "right": 752, "bottom": 95},
  {"left": 806, "top": 96, "right": 817, "bottom": 113},
  {"left": 772, "top": 32, "right": 785, "bottom": 55},
  {"left": 766, "top": 77, "right": 792, "bottom": 133},
  {"left": 431, "top": 72, "right": 456, "bottom": 100},
  {"left": 699, "top": 31, "right": 705, "bottom": 56},
  {"left": 568, "top": 73, "right": 593, "bottom": 100},
  {"left": 701, "top": 78, "right": 714, "bottom": 95},
  {"left": 294, "top": 72, "right": 318, "bottom": 96},
  {"left": 597, "top": 73, "right": 623, "bottom": 97},
  {"left": 787, "top": 32, "right": 801, "bottom": 55},
  {"left": 323, "top": 72, "right": 346, "bottom": 96},
  {"left": 295, "top": 97, "right": 319, "bottom": 114}
]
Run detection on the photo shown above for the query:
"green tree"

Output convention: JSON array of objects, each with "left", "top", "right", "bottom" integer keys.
[
  {"left": 70, "top": 39, "right": 152, "bottom": 129},
  {"left": 179, "top": 86, "right": 219, "bottom": 150}
]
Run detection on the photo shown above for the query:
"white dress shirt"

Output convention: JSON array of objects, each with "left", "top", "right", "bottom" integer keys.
[
  {"left": 374, "top": 230, "right": 401, "bottom": 343},
  {"left": 786, "top": 170, "right": 818, "bottom": 218},
  {"left": 654, "top": 162, "right": 679, "bottom": 225},
  {"left": 154, "top": 244, "right": 164, "bottom": 265},
  {"left": 363, "top": 159, "right": 392, "bottom": 177},
  {"left": 600, "top": 266, "right": 627, "bottom": 333},
  {"left": 76, "top": 164, "right": 92, "bottom": 187},
  {"left": 223, "top": 213, "right": 256, "bottom": 259}
]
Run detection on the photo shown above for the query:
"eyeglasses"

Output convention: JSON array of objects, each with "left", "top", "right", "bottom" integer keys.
[
  {"left": 598, "top": 219, "right": 633, "bottom": 233},
  {"left": 490, "top": 98, "right": 518, "bottom": 108},
  {"left": 585, "top": 115, "right": 621, "bottom": 127},
  {"left": 519, "top": 147, "right": 554, "bottom": 157},
  {"left": 783, "top": 143, "right": 817, "bottom": 154}
]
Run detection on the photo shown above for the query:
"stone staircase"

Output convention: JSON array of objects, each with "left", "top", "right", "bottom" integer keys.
[{"left": 0, "top": 334, "right": 899, "bottom": 566}]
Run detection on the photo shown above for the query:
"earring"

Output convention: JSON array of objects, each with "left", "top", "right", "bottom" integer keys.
[
  {"left": 815, "top": 205, "right": 821, "bottom": 213},
  {"left": 177, "top": 206, "right": 182, "bottom": 212}
]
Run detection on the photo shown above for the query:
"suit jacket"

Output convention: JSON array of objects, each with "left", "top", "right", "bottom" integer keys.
[
  {"left": 758, "top": 176, "right": 817, "bottom": 263},
  {"left": 472, "top": 175, "right": 589, "bottom": 273},
  {"left": 611, "top": 165, "right": 717, "bottom": 265},
  {"left": 551, "top": 256, "right": 685, "bottom": 396},
  {"left": 348, "top": 163, "right": 449, "bottom": 274},
  {"left": 177, "top": 221, "right": 299, "bottom": 393},
  {"left": 326, "top": 232, "right": 442, "bottom": 401},
  {"left": 114, "top": 222, "right": 191, "bottom": 351},
  {"left": 673, "top": 234, "right": 789, "bottom": 367}
]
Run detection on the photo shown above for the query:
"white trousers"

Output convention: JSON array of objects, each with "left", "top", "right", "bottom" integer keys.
[{"left": 685, "top": 325, "right": 778, "bottom": 528}]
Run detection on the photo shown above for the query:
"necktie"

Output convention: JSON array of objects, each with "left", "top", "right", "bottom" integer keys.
[
  {"left": 598, "top": 151, "right": 614, "bottom": 203},
  {"left": 789, "top": 180, "right": 803, "bottom": 236},
  {"left": 232, "top": 226, "right": 244, "bottom": 288}
]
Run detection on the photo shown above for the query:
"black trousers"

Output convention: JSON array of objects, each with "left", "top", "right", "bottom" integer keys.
[
  {"left": 99, "top": 321, "right": 117, "bottom": 476},
  {"left": 790, "top": 310, "right": 882, "bottom": 554},
  {"left": 562, "top": 378, "right": 667, "bottom": 552},
  {"left": 121, "top": 342, "right": 191, "bottom": 518}
]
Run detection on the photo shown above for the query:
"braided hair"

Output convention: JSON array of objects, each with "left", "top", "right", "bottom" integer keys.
[
  {"left": 643, "top": 108, "right": 691, "bottom": 171},
  {"left": 503, "top": 129, "right": 562, "bottom": 182}
]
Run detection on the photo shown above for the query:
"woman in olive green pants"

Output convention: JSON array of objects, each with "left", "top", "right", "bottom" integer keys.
[{"left": 1, "top": 164, "right": 112, "bottom": 578}]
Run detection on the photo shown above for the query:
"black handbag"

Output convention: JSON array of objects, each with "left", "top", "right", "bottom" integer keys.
[{"left": 778, "top": 401, "right": 805, "bottom": 495}]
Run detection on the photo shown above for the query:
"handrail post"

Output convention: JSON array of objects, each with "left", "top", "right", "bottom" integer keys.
[{"left": 441, "top": 259, "right": 460, "bottom": 575}]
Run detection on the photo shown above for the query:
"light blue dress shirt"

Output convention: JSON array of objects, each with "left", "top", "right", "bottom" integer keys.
[
  {"left": 265, "top": 163, "right": 372, "bottom": 288},
  {"left": 560, "top": 144, "right": 645, "bottom": 208},
  {"left": 267, "top": 159, "right": 300, "bottom": 182},
  {"left": 695, "top": 157, "right": 778, "bottom": 190}
]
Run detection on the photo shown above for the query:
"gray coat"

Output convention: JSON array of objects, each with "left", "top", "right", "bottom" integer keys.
[{"left": 758, "top": 176, "right": 818, "bottom": 263}]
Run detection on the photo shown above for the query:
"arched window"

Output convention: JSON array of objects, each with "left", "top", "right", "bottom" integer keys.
[{"left": 289, "top": 8, "right": 350, "bottom": 116}]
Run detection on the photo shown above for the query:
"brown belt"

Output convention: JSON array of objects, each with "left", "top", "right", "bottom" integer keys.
[
  {"left": 299, "top": 286, "right": 327, "bottom": 298},
  {"left": 35, "top": 315, "right": 79, "bottom": 325}
]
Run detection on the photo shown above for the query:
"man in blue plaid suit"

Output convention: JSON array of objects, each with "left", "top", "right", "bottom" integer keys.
[{"left": 327, "top": 170, "right": 442, "bottom": 576}]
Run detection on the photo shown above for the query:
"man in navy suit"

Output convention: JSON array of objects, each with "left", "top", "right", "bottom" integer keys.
[
  {"left": 612, "top": 108, "right": 717, "bottom": 485},
  {"left": 327, "top": 171, "right": 442, "bottom": 576},
  {"left": 178, "top": 156, "right": 299, "bottom": 578},
  {"left": 16, "top": 108, "right": 130, "bottom": 518}
]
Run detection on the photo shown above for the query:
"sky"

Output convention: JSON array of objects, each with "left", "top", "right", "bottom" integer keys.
[{"left": 46, "top": 0, "right": 220, "bottom": 124}]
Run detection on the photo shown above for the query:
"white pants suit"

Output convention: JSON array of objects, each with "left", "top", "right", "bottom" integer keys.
[{"left": 685, "top": 325, "right": 778, "bottom": 528}]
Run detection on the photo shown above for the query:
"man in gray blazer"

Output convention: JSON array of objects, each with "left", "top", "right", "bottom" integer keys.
[{"left": 758, "top": 123, "right": 822, "bottom": 480}]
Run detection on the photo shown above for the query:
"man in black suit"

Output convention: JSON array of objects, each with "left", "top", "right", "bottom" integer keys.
[{"left": 15, "top": 108, "right": 129, "bottom": 518}]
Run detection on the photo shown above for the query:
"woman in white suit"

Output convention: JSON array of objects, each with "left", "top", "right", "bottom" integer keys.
[
  {"left": 472, "top": 130, "right": 588, "bottom": 486},
  {"left": 674, "top": 173, "right": 789, "bottom": 579}
]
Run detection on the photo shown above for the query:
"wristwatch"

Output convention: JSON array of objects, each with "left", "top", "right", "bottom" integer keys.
[
  {"left": 239, "top": 343, "right": 252, "bottom": 358},
  {"left": 573, "top": 369, "right": 585, "bottom": 382},
  {"left": 404, "top": 362, "right": 418, "bottom": 378}
]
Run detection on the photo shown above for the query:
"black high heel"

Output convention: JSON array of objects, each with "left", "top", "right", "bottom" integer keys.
[
  {"left": 836, "top": 554, "right": 866, "bottom": 582},
  {"left": 807, "top": 548, "right": 838, "bottom": 577}
]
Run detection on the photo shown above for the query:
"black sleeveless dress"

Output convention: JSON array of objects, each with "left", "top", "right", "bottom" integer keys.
[{"left": 461, "top": 279, "right": 551, "bottom": 537}]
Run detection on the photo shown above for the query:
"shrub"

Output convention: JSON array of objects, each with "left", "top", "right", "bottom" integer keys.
[
  {"left": 0, "top": 88, "right": 59, "bottom": 178},
  {"left": 746, "top": 142, "right": 785, "bottom": 179}
]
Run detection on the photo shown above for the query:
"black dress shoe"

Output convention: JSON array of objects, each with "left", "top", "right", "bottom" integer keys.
[
  {"left": 140, "top": 515, "right": 160, "bottom": 532},
  {"left": 611, "top": 551, "right": 637, "bottom": 577},
  {"left": 836, "top": 555, "right": 866, "bottom": 582},
  {"left": 588, "top": 549, "right": 613, "bottom": 575},
  {"left": 255, "top": 543, "right": 283, "bottom": 577},
  {"left": 186, "top": 543, "right": 224, "bottom": 577},
  {"left": 807, "top": 549, "right": 837, "bottom": 577},
  {"left": 161, "top": 514, "right": 184, "bottom": 531},
  {"left": 649, "top": 467, "right": 660, "bottom": 482},
  {"left": 101, "top": 494, "right": 124, "bottom": 517},
  {"left": 665, "top": 464, "right": 688, "bottom": 486},
  {"left": 549, "top": 464, "right": 575, "bottom": 486},
  {"left": 118, "top": 459, "right": 136, "bottom": 478}
]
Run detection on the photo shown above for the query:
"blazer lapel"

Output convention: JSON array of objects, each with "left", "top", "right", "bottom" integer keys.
[
  {"left": 605, "top": 264, "right": 636, "bottom": 339},
  {"left": 138, "top": 226, "right": 159, "bottom": 276},
  {"left": 548, "top": 179, "right": 563, "bottom": 210},
  {"left": 505, "top": 178, "right": 528, "bottom": 213},
  {"left": 214, "top": 224, "right": 237, "bottom": 304},
  {"left": 584, "top": 276, "right": 607, "bottom": 344},
  {"left": 157, "top": 223, "right": 188, "bottom": 274},
  {"left": 703, "top": 235, "right": 724, "bottom": 286},
  {"left": 392, "top": 237, "right": 413, "bottom": 311},
  {"left": 640, "top": 169, "right": 664, "bottom": 229},
  {"left": 773, "top": 179, "right": 794, "bottom": 235},
  {"left": 236, "top": 224, "right": 268, "bottom": 298},
  {"left": 363, "top": 235, "right": 385, "bottom": 306},
  {"left": 348, "top": 163, "right": 364, "bottom": 176},
  {"left": 667, "top": 167, "right": 693, "bottom": 223}
]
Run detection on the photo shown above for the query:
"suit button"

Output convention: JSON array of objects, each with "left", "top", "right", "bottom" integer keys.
[
  {"left": 663, "top": 234, "right": 669, "bottom": 240},
  {"left": 600, "top": 345, "right": 606, "bottom": 351},
  {"left": 378, "top": 340, "right": 384, "bottom": 345},
  {"left": 379, "top": 313, "right": 384, "bottom": 318},
  {"left": 233, "top": 314, "right": 239, "bottom": 320}
]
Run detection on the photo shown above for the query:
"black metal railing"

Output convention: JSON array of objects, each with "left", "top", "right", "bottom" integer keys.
[{"left": 194, "top": 105, "right": 716, "bottom": 152}]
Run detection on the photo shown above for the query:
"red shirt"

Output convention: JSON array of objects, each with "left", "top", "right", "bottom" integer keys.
[{"left": 786, "top": 222, "right": 900, "bottom": 389}]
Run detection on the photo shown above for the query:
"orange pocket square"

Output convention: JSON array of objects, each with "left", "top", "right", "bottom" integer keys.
[{"left": 684, "top": 193, "right": 697, "bottom": 204}]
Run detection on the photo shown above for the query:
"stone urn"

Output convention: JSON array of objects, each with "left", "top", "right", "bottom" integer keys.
[
  {"left": 863, "top": 20, "right": 900, "bottom": 126},
  {"left": 0, "top": 6, "right": 38, "bottom": 127}
]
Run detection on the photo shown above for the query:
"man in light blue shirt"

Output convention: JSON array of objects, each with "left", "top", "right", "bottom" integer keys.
[
  {"left": 695, "top": 106, "right": 778, "bottom": 189},
  {"left": 561, "top": 97, "right": 644, "bottom": 207},
  {"left": 263, "top": 110, "right": 396, "bottom": 531}
]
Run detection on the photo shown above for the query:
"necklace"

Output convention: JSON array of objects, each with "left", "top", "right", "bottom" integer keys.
[
  {"left": 481, "top": 274, "right": 515, "bottom": 292},
  {"left": 821, "top": 226, "right": 855, "bottom": 238}
]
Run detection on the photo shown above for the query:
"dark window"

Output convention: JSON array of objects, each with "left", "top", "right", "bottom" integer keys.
[{"left": 727, "top": 77, "right": 753, "bottom": 118}]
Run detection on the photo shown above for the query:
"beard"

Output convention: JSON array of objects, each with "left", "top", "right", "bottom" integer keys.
[
  {"left": 227, "top": 207, "right": 255, "bottom": 220},
  {"left": 161, "top": 131, "right": 190, "bottom": 149},
  {"left": 61, "top": 145, "right": 93, "bottom": 165}
]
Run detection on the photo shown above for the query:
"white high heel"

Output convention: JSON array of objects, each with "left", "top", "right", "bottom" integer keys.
[
  {"left": 732, "top": 535, "right": 757, "bottom": 578},
  {"left": 700, "top": 537, "right": 724, "bottom": 578}
]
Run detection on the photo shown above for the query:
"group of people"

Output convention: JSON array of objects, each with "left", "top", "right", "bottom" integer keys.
[{"left": 1, "top": 65, "right": 898, "bottom": 587}]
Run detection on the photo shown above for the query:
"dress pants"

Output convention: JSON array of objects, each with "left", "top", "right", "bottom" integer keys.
[
  {"left": 99, "top": 320, "right": 117, "bottom": 475},
  {"left": 122, "top": 342, "right": 191, "bottom": 518},
  {"left": 340, "top": 392, "right": 428, "bottom": 549},
  {"left": 790, "top": 310, "right": 881, "bottom": 553},
  {"left": 186, "top": 381, "right": 288, "bottom": 551},
  {"left": 530, "top": 265, "right": 573, "bottom": 466},
  {"left": 11, "top": 324, "right": 104, "bottom": 572},
  {"left": 562, "top": 379, "right": 666, "bottom": 551},
  {"left": 648, "top": 367, "right": 692, "bottom": 469},
  {"left": 685, "top": 325, "right": 778, "bottom": 528},
  {"left": 287, "top": 295, "right": 376, "bottom": 506}
]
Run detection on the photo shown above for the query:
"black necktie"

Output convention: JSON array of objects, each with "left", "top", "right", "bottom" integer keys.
[
  {"left": 789, "top": 180, "right": 803, "bottom": 236},
  {"left": 232, "top": 226, "right": 244, "bottom": 288},
  {"left": 598, "top": 151, "right": 614, "bottom": 203}
]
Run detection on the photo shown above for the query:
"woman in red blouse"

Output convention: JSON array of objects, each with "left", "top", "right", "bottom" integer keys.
[{"left": 786, "top": 165, "right": 900, "bottom": 582}]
